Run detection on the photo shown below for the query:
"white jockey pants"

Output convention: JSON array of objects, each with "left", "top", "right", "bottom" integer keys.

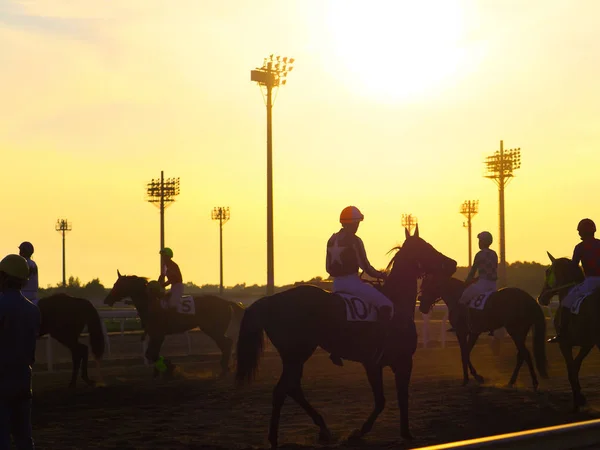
[
  {"left": 459, "top": 279, "right": 497, "bottom": 306},
  {"left": 562, "top": 276, "right": 600, "bottom": 309},
  {"left": 333, "top": 274, "right": 394, "bottom": 315},
  {"left": 167, "top": 283, "right": 184, "bottom": 308}
]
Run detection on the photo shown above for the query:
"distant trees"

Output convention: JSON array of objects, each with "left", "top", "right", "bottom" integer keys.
[{"left": 37, "top": 261, "right": 550, "bottom": 302}]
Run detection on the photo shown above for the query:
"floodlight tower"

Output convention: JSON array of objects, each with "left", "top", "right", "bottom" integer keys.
[
  {"left": 484, "top": 140, "right": 521, "bottom": 287},
  {"left": 146, "top": 171, "right": 180, "bottom": 273},
  {"left": 401, "top": 214, "right": 418, "bottom": 234},
  {"left": 251, "top": 54, "right": 294, "bottom": 295},
  {"left": 55, "top": 219, "right": 72, "bottom": 287},
  {"left": 460, "top": 200, "right": 479, "bottom": 268},
  {"left": 211, "top": 207, "right": 230, "bottom": 296}
]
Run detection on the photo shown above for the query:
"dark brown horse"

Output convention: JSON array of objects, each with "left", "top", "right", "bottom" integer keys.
[
  {"left": 538, "top": 252, "right": 600, "bottom": 411},
  {"left": 418, "top": 276, "right": 548, "bottom": 389},
  {"left": 37, "top": 294, "right": 105, "bottom": 388},
  {"left": 104, "top": 273, "right": 245, "bottom": 377},
  {"left": 235, "top": 226, "right": 457, "bottom": 448}
]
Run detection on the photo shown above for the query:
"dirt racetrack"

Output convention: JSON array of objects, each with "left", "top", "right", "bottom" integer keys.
[{"left": 29, "top": 336, "right": 600, "bottom": 450}]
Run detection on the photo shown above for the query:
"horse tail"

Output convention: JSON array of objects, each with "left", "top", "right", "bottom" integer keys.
[
  {"left": 235, "top": 297, "right": 267, "bottom": 386},
  {"left": 532, "top": 301, "right": 548, "bottom": 379},
  {"left": 86, "top": 301, "right": 105, "bottom": 360}
]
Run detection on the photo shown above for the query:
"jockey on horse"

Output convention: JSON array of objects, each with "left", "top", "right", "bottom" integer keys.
[
  {"left": 459, "top": 231, "right": 498, "bottom": 306},
  {"left": 18, "top": 242, "right": 39, "bottom": 306},
  {"left": 158, "top": 247, "right": 184, "bottom": 311},
  {"left": 548, "top": 218, "right": 600, "bottom": 343},
  {"left": 326, "top": 206, "right": 392, "bottom": 366}
]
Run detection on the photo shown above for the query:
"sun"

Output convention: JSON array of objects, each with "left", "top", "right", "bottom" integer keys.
[{"left": 324, "top": 1, "right": 469, "bottom": 102}]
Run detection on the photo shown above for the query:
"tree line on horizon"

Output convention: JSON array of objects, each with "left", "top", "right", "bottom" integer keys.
[{"left": 39, "top": 261, "right": 548, "bottom": 300}]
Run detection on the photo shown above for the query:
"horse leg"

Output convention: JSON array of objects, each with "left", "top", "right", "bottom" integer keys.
[
  {"left": 558, "top": 341, "right": 583, "bottom": 411},
  {"left": 145, "top": 335, "right": 166, "bottom": 378},
  {"left": 77, "top": 343, "right": 97, "bottom": 387},
  {"left": 571, "top": 345, "right": 593, "bottom": 408},
  {"left": 286, "top": 364, "right": 331, "bottom": 444},
  {"left": 269, "top": 358, "right": 326, "bottom": 449},
  {"left": 349, "top": 363, "right": 385, "bottom": 441},
  {"left": 458, "top": 332, "right": 482, "bottom": 384},
  {"left": 205, "top": 329, "right": 233, "bottom": 377},
  {"left": 51, "top": 333, "right": 82, "bottom": 388},
  {"left": 508, "top": 329, "right": 538, "bottom": 390},
  {"left": 394, "top": 354, "right": 414, "bottom": 441}
]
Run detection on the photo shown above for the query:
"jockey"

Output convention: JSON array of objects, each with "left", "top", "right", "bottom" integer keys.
[
  {"left": 548, "top": 218, "right": 600, "bottom": 343},
  {"left": 158, "top": 248, "right": 184, "bottom": 310},
  {"left": 0, "top": 254, "right": 41, "bottom": 449},
  {"left": 326, "top": 206, "right": 393, "bottom": 365},
  {"left": 459, "top": 231, "right": 498, "bottom": 306},
  {"left": 18, "top": 242, "right": 39, "bottom": 305}
]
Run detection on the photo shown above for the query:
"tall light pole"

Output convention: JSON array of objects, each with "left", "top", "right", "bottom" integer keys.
[
  {"left": 55, "top": 219, "right": 72, "bottom": 287},
  {"left": 460, "top": 200, "right": 479, "bottom": 268},
  {"left": 484, "top": 140, "right": 521, "bottom": 287},
  {"left": 211, "top": 207, "right": 230, "bottom": 296},
  {"left": 251, "top": 54, "right": 294, "bottom": 295},
  {"left": 146, "top": 171, "right": 180, "bottom": 273},
  {"left": 401, "top": 214, "right": 418, "bottom": 234}
]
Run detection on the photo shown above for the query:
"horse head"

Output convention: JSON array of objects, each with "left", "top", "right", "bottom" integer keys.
[
  {"left": 388, "top": 225, "right": 457, "bottom": 280},
  {"left": 104, "top": 271, "right": 150, "bottom": 311},
  {"left": 538, "top": 252, "right": 583, "bottom": 305}
]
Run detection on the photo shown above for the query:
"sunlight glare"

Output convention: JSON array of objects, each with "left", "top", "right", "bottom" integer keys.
[{"left": 325, "top": 0, "right": 469, "bottom": 102}]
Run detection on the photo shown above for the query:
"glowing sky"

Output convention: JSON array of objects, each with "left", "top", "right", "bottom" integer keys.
[{"left": 1, "top": 0, "right": 599, "bottom": 288}]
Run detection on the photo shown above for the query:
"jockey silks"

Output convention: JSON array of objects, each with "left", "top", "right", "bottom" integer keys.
[
  {"left": 21, "top": 259, "right": 38, "bottom": 303},
  {"left": 326, "top": 229, "right": 382, "bottom": 278},
  {"left": 573, "top": 238, "right": 600, "bottom": 277},
  {"left": 472, "top": 248, "right": 498, "bottom": 281}
]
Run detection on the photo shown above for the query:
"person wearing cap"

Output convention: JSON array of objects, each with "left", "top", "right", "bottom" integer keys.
[
  {"left": 158, "top": 248, "right": 183, "bottom": 310},
  {"left": 326, "top": 206, "right": 393, "bottom": 366},
  {"left": 548, "top": 218, "right": 600, "bottom": 343},
  {"left": 0, "top": 254, "right": 41, "bottom": 450},
  {"left": 458, "top": 231, "right": 498, "bottom": 306},
  {"left": 18, "top": 243, "right": 38, "bottom": 305}
]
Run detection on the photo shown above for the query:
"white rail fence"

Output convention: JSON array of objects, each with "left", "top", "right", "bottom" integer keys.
[{"left": 38, "top": 302, "right": 558, "bottom": 372}]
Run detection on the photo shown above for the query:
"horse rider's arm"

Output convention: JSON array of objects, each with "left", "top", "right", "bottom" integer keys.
[
  {"left": 354, "top": 237, "right": 386, "bottom": 279},
  {"left": 572, "top": 244, "right": 582, "bottom": 268},
  {"left": 464, "top": 256, "right": 479, "bottom": 284}
]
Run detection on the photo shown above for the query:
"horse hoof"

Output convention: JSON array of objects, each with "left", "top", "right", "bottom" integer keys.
[
  {"left": 474, "top": 375, "right": 485, "bottom": 384},
  {"left": 462, "top": 380, "right": 469, "bottom": 387},
  {"left": 401, "top": 430, "right": 414, "bottom": 441},
  {"left": 507, "top": 383, "right": 515, "bottom": 389},
  {"left": 318, "top": 430, "right": 333, "bottom": 444},
  {"left": 348, "top": 429, "right": 363, "bottom": 442},
  {"left": 577, "top": 394, "right": 587, "bottom": 407},
  {"left": 533, "top": 383, "right": 539, "bottom": 392}
]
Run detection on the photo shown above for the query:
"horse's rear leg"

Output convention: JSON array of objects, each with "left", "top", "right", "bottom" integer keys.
[
  {"left": 269, "top": 358, "right": 327, "bottom": 449},
  {"left": 508, "top": 331, "right": 536, "bottom": 390},
  {"left": 77, "top": 343, "right": 97, "bottom": 387},
  {"left": 208, "top": 332, "right": 233, "bottom": 376},
  {"left": 349, "top": 363, "right": 385, "bottom": 441},
  {"left": 394, "top": 354, "right": 414, "bottom": 441},
  {"left": 52, "top": 333, "right": 82, "bottom": 388}
]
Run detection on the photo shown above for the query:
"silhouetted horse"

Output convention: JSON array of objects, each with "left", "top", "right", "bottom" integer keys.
[
  {"left": 538, "top": 252, "right": 600, "bottom": 411},
  {"left": 235, "top": 226, "right": 456, "bottom": 448},
  {"left": 37, "top": 294, "right": 105, "bottom": 388},
  {"left": 104, "top": 273, "right": 245, "bottom": 377},
  {"left": 418, "top": 275, "right": 548, "bottom": 389}
]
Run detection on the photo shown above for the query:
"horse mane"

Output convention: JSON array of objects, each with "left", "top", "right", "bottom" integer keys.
[{"left": 384, "top": 246, "right": 402, "bottom": 273}]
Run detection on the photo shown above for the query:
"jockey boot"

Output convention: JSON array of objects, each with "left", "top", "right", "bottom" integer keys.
[
  {"left": 548, "top": 307, "right": 570, "bottom": 343},
  {"left": 373, "top": 306, "right": 393, "bottom": 365}
]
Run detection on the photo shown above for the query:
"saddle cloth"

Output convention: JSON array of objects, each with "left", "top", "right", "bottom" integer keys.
[
  {"left": 468, "top": 291, "right": 494, "bottom": 311},
  {"left": 569, "top": 290, "right": 598, "bottom": 315},
  {"left": 335, "top": 292, "right": 379, "bottom": 322},
  {"left": 160, "top": 295, "right": 195, "bottom": 315}
]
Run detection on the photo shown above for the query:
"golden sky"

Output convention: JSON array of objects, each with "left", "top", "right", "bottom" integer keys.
[{"left": 1, "top": 0, "right": 599, "bottom": 288}]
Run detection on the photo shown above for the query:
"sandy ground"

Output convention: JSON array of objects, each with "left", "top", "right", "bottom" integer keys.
[{"left": 29, "top": 334, "right": 600, "bottom": 450}]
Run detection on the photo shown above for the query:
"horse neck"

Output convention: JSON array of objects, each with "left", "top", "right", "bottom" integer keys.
[
  {"left": 441, "top": 278, "right": 463, "bottom": 310},
  {"left": 384, "top": 261, "right": 419, "bottom": 314},
  {"left": 129, "top": 280, "right": 150, "bottom": 319}
]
